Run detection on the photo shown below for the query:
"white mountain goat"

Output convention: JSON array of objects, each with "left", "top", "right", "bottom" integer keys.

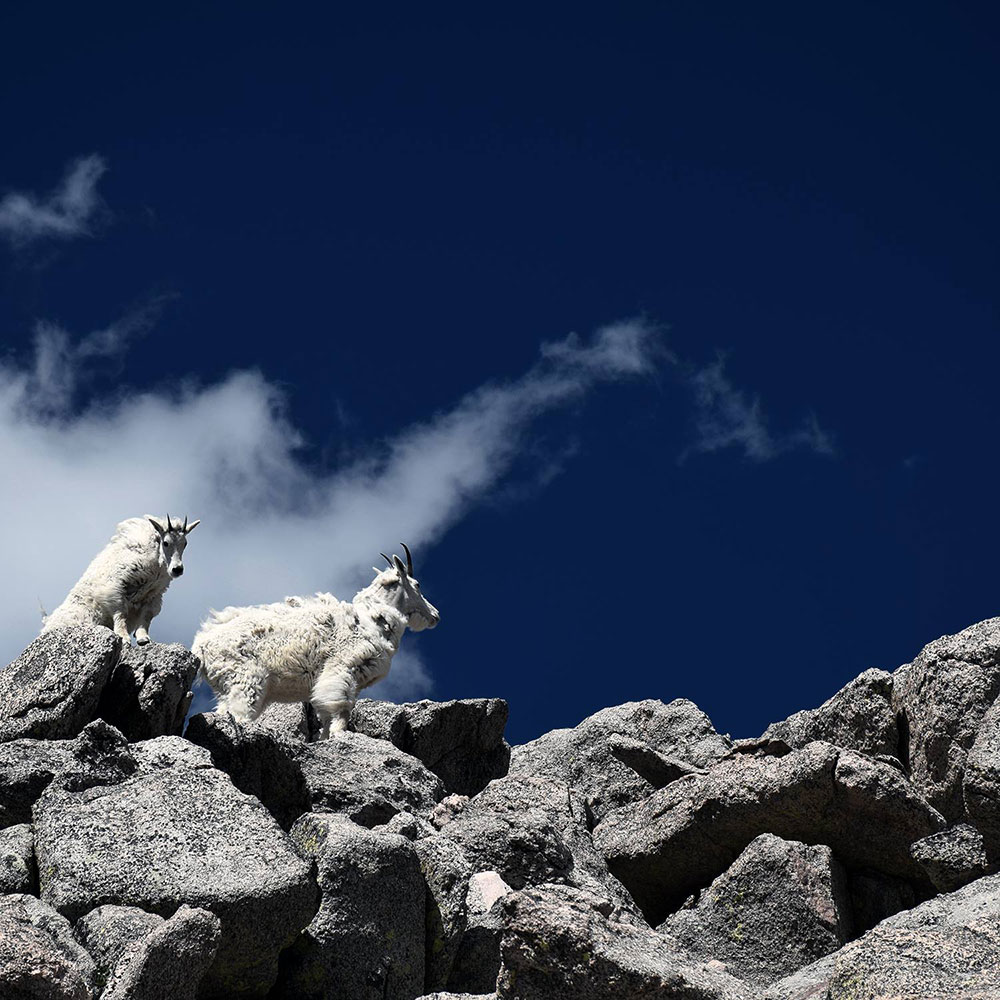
[
  {"left": 41, "top": 514, "right": 200, "bottom": 645},
  {"left": 192, "top": 543, "right": 440, "bottom": 738}
]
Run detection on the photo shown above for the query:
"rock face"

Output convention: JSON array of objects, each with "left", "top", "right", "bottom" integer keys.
[
  {"left": 910, "top": 823, "right": 992, "bottom": 892},
  {"left": 96, "top": 643, "right": 199, "bottom": 741},
  {"left": 0, "top": 626, "right": 121, "bottom": 742},
  {"left": 509, "top": 699, "right": 732, "bottom": 827},
  {"left": 761, "top": 668, "right": 898, "bottom": 758},
  {"left": 33, "top": 764, "right": 317, "bottom": 998},
  {"left": 495, "top": 883, "right": 752, "bottom": 1000},
  {"left": 0, "top": 893, "right": 97, "bottom": 999},
  {"left": 352, "top": 698, "right": 511, "bottom": 795},
  {"left": 892, "top": 617, "right": 1000, "bottom": 820},
  {"left": 659, "top": 834, "right": 852, "bottom": 987},
  {"left": 276, "top": 812, "right": 426, "bottom": 1000},
  {"left": 447, "top": 872, "right": 512, "bottom": 995},
  {"left": 75, "top": 905, "right": 166, "bottom": 985},
  {"left": 963, "top": 696, "right": 1000, "bottom": 857},
  {"left": 594, "top": 741, "right": 944, "bottom": 923},
  {"left": 0, "top": 822, "right": 38, "bottom": 894}
]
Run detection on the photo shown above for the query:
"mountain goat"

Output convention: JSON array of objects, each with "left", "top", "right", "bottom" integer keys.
[
  {"left": 192, "top": 543, "right": 440, "bottom": 738},
  {"left": 42, "top": 514, "right": 200, "bottom": 646}
]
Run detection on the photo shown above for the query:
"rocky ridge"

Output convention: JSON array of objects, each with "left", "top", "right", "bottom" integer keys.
[{"left": 0, "top": 618, "right": 999, "bottom": 998}]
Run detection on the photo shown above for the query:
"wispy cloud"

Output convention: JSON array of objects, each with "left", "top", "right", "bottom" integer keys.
[
  {"left": 681, "top": 356, "right": 834, "bottom": 462},
  {"left": 0, "top": 317, "right": 659, "bottom": 699},
  {"left": 0, "top": 155, "right": 108, "bottom": 246}
]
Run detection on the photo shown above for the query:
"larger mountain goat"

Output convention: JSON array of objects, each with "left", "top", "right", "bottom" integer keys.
[
  {"left": 42, "top": 514, "right": 200, "bottom": 645},
  {"left": 193, "top": 543, "right": 440, "bottom": 738}
]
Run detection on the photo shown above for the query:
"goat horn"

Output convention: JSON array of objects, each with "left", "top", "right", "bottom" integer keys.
[
  {"left": 400, "top": 542, "right": 413, "bottom": 576},
  {"left": 379, "top": 553, "right": 393, "bottom": 568},
  {"left": 183, "top": 515, "right": 188, "bottom": 532},
  {"left": 165, "top": 514, "right": 173, "bottom": 532}
]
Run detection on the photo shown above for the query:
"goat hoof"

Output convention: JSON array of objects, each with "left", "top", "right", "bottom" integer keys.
[{"left": 136, "top": 636, "right": 150, "bottom": 646}]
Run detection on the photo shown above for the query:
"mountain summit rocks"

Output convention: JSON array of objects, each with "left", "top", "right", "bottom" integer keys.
[{"left": 0, "top": 619, "right": 999, "bottom": 998}]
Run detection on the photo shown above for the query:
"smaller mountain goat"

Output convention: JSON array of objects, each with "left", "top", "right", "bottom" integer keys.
[
  {"left": 42, "top": 514, "right": 200, "bottom": 645},
  {"left": 192, "top": 543, "right": 440, "bottom": 738}
]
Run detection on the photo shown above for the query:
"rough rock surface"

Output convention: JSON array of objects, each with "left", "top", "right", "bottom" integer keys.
[
  {"left": 275, "top": 812, "right": 425, "bottom": 1000},
  {"left": 659, "top": 833, "right": 852, "bottom": 987},
  {"left": 892, "top": 616, "right": 1000, "bottom": 820},
  {"left": 495, "top": 883, "right": 752, "bottom": 1000},
  {"left": 96, "top": 643, "right": 198, "bottom": 740},
  {"left": 760, "top": 953, "right": 838, "bottom": 1000},
  {"left": 34, "top": 764, "right": 317, "bottom": 998},
  {"left": 353, "top": 698, "right": 511, "bottom": 795},
  {"left": 0, "top": 626, "right": 122, "bottom": 742},
  {"left": 963, "top": 695, "right": 1000, "bottom": 856},
  {"left": 0, "top": 892, "right": 97, "bottom": 999},
  {"left": 594, "top": 741, "right": 944, "bottom": 923},
  {"left": 509, "top": 699, "right": 732, "bottom": 827},
  {"left": 75, "top": 904, "right": 166, "bottom": 986},
  {"left": 130, "top": 735, "right": 215, "bottom": 774},
  {"left": 447, "top": 872, "right": 512, "bottom": 996},
  {"left": 0, "top": 822, "right": 38, "bottom": 894},
  {"left": 910, "top": 823, "right": 992, "bottom": 892},
  {"left": 761, "top": 668, "right": 898, "bottom": 758},
  {"left": 100, "top": 904, "right": 222, "bottom": 1000}
]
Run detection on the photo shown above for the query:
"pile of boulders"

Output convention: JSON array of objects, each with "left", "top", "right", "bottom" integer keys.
[{"left": 1, "top": 617, "right": 999, "bottom": 999}]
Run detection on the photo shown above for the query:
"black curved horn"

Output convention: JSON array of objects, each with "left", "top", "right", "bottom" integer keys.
[
  {"left": 165, "top": 514, "right": 173, "bottom": 532},
  {"left": 400, "top": 541, "right": 413, "bottom": 576},
  {"left": 379, "top": 553, "right": 393, "bottom": 569},
  {"left": 183, "top": 515, "right": 188, "bottom": 532}
]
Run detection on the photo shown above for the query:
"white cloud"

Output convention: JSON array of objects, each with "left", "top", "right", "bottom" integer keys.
[
  {"left": 0, "top": 317, "right": 659, "bottom": 703},
  {"left": 0, "top": 155, "right": 108, "bottom": 246},
  {"left": 681, "top": 356, "right": 834, "bottom": 462}
]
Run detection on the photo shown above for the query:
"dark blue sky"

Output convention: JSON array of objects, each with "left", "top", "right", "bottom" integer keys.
[{"left": 2, "top": 3, "right": 998, "bottom": 743}]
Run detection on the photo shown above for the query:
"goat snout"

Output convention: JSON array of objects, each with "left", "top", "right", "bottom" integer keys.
[{"left": 171, "top": 565, "right": 184, "bottom": 577}]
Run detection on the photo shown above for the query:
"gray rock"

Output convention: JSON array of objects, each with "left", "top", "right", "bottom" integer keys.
[
  {"left": 75, "top": 904, "right": 165, "bottom": 986},
  {"left": 911, "top": 823, "right": 992, "bottom": 892},
  {"left": 447, "top": 872, "right": 512, "bottom": 996},
  {"left": 415, "top": 835, "right": 473, "bottom": 991},
  {"left": 509, "top": 699, "right": 732, "bottom": 827},
  {"left": 352, "top": 698, "right": 511, "bottom": 796},
  {"left": 431, "top": 793, "right": 471, "bottom": 830},
  {"left": 594, "top": 741, "right": 944, "bottom": 924},
  {"left": 658, "top": 833, "right": 852, "bottom": 987},
  {"left": 419, "top": 995, "right": 495, "bottom": 999},
  {"left": 130, "top": 735, "right": 215, "bottom": 774},
  {"left": 299, "top": 730, "right": 445, "bottom": 827},
  {"left": 846, "top": 870, "right": 919, "bottom": 934},
  {"left": 825, "top": 871, "right": 1000, "bottom": 998},
  {"left": 96, "top": 643, "right": 198, "bottom": 740},
  {"left": 762, "top": 668, "right": 898, "bottom": 758},
  {"left": 0, "top": 822, "right": 37, "bottom": 894},
  {"left": 34, "top": 764, "right": 317, "bottom": 998},
  {"left": 495, "top": 883, "right": 753, "bottom": 1000},
  {"left": 760, "top": 953, "right": 837, "bottom": 1000},
  {"left": 100, "top": 904, "right": 222, "bottom": 1000},
  {"left": 0, "top": 626, "right": 121, "bottom": 742},
  {"left": 252, "top": 701, "right": 322, "bottom": 742},
  {"left": 892, "top": 616, "right": 1000, "bottom": 820},
  {"left": 384, "top": 810, "right": 438, "bottom": 840},
  {"left": 275, "top": 812, "right": 425, "bottom": 1000},
  {"left": 0, "top": 893, "right": 97, "bottom": 999},
  {"left": 964, "top": 695, "right": 1000, "bottom": 856},
  {"left": 440, "top": 775, "right": 636, "bottom": 912},
  {"left": 51, "top": 718, "right": 137, "bottom": 793}
]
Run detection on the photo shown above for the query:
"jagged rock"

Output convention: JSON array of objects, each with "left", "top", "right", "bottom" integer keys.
[
  {"left": 275, "top": 812, "right": 425, "bottom": 1000},
  {"left": 299, "top": 730, "right": 446, "bottom": 827},
  {"left": 431, "top": 794, "right": 470, "bottom": 830},
  {"left": 53, "top": 719, "right": 136, "bottom": 792},
  {"left": 99, "top": 904, "right": 222, "bottom": 1000},
  {"left": 439, "top": 775, "right": 636, "bottom": 912},
  {"left": 185, "top": 712, "right": 311, "bottom": 829},
  {"left": 495, "top": 883, "right": 753, "bottom": 1000},
  {"left": 415, "top": 835, "right": 473, "bottom": 991},
  {"left": 846, "top": 870, "right": 919, "bottom": 934},
  {"left": 0, "top": 893, "right": 97, "bottom": 999},
  {"left": 352, "top": 698, "right": 511, "bottom": 796},
  {"left": 130, "top": 735, "right": 215, "bottom": 774},
  {"left": 0, "top": 822, "right": 37, "bottom": 894},
  {"left": 594, "top": 741, "right": 944, "bottom": 923},
  {"left": 892, "top": 617, "right": 1000, "bottom": 820},
  {"left": 252, "top": 701, "right": 321, "bottom": 742},
  {"left": 658, "top": 834, "right": 852, "bottom": 987},
  {"left": 761, "top": 668, "right": 898, "bottom": 758},
  {"left": 75, "top": 905, "right": 165, "bottom": 986},
  {"left": 447, "top": 872, "right": 512, "bottom": 995},
  {"left": 964, "top": 696, "right": 1000, "bottom": 856},
  {"left": 509, "top": 699, "right": 732, "bottom": 827},
  {"left": 96, "top": 643, "right": 198, "bottom": 741},
  {"left": 760, "top": 953, "right": 837, "bottom": 1000},
  {"left": 385, "top": 810, "right": 437, "bottom": 840},
  {"left": 910, "top": 823, "right": 992, "bottom": 892},
  {"left": 0, "top": 626, "right": 122, "bottom": 742},
  {"left": 33, "top": 764, "right": 317, "bottom": 998},
  {"left": 824, "top": 870, "right": 1000, "bottom": 998}
]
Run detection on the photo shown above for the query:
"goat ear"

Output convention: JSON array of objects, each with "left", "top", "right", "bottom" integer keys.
[
  {"left": 183, "top": 519, "right": 201, "bottom": 534},
  {"left": 148, "top": 517, "right": 166, "bottom": 536},
  {"left": 392, "top": 554, "right": 407, "bottom": 576}
]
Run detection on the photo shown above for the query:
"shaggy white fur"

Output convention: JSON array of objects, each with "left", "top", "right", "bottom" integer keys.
[
  {"left": 192, "top": 550, "right": 439, "bottom": 738},
  {"left": 41, "top": 514, "right": 199, "bottom": 645}
]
